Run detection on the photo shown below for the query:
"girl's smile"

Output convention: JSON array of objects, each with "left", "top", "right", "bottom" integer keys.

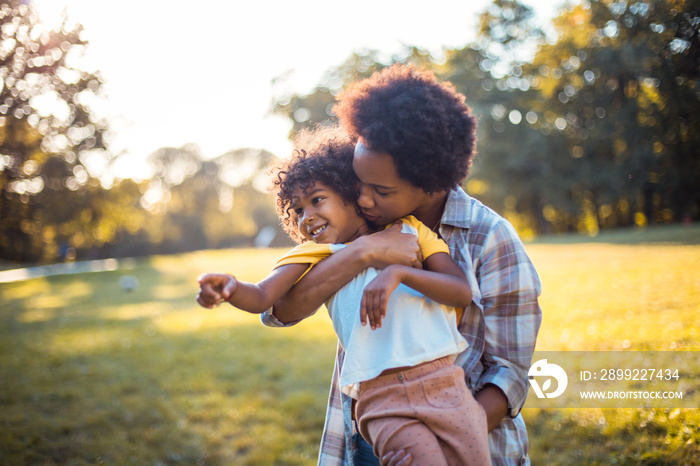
[{"left": 291, "top": 181, "right": 371, "bottom": 244}]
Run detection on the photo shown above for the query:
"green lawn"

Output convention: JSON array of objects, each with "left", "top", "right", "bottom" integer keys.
[
  {"left": 1, "top": 225, "right": 698, "bottom": 465},
  {"left": 524, "top": 224, "right": 699, "bottom": 465}
]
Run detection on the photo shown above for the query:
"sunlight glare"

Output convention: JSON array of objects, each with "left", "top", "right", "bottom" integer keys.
[{"left": 31, "top": 0, "right": 75, "bottom": 32}]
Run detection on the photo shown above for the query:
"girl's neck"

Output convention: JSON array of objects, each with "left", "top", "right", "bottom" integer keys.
[
  {"left": 344, "top": 220, "right": 375, "bottom": 243},
  {"left": 413, "top": 191, "right": 448, "bottom": 232}
]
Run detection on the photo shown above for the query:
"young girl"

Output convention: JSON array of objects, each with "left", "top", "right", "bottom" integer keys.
[{"left": 197, "top": 127, "right": 489, "bottom": 465}]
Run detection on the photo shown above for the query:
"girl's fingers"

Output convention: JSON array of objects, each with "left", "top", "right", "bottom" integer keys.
[
  {"left": 360, "top": 293, "right": 368, "bottom": 326},
  {"left": 196, "top": 296, "right": 214, "bottom": 309},
  {"left": 371, "top": 292, "right": 382, "bottom": 329}
]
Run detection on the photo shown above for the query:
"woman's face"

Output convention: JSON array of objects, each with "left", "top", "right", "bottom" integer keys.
[{"left": 352, "top": 139, "right": 427, "bottom": 227}]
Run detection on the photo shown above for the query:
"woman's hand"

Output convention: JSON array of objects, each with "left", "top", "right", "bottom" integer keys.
[
  {"left": 358, "top": 222, "right": 422, "bottom": 270},
  {"left": 360, "top": 265, "right": 403, "bottom": 329},
  {"left": 197, "top": 273, "right": 238, "bottom": 308},
  {"left": 382, "top": 449, "right": 412, "bottom": 465}
]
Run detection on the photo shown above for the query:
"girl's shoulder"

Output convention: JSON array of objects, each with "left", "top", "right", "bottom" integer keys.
[{"left": 396, "top": 215, "right": 422, "bottom": 235}]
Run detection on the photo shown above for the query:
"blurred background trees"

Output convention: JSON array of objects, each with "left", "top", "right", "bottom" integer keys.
[
  {"left": 516, "top": 0, "right": 700, "bottom": 235},
  {"left": 135, "top": 145, "right": 281, "bottom": 256},
  {"left": 1, "top": 0, "right": 698, "bottom": 264},
  {"left": 272, "top": 0, "right": 699, "bottom": 239},
  {"left": 0, "top": 0, "right": 283, "bottom": 264},
  {"left": 0, "top": 0, "right": 117, "bottom": 262}
]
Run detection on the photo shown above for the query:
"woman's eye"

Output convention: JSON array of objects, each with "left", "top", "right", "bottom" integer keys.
[{"left": 312, "top": 197, "right": 324, "bottom": 204}]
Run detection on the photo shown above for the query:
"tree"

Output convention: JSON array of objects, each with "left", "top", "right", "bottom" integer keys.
[
  {"left": 271, "top": 47, "right": 437, "bottom": 138},
  {"left": 525, "top": 0, "right": 700, "bottom": 230},
  {"left": 270, "top": 0, "right": 699, "bottom": 238},
  {"left": 445, "top": 0, "right": 700, "bottom": 234},
  {"left": 141, "top": 145, "right": 281, "bottom": 253},
  {"left": 0, "top": 0, "right": 113, "bottom": 262},
  {"left": 439, "top": 0, "right": 556, "bottom": 237}
]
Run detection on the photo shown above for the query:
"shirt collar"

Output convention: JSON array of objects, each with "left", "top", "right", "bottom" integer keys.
[{"left": 440, "top": 186, "right": 472, "bottom": 229}]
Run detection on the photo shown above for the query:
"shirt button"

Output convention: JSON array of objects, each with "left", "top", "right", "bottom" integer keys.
[{"left": 397, "top": 374, "right": 404, "bottom": 381}]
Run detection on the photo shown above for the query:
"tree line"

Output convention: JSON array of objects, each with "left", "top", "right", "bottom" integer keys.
[
  {"left": 1, "top": 0, "right": 698, "bottom": 264},
  {"left": 0, "top": 0, "right": 286, "bottom": 264},
  {"left": 274, "top": 0, "right": 699, "bottom": 238}
]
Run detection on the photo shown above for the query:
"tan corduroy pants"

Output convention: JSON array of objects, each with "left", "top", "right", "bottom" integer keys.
[{"left": 356, "top": 357, "right": 490, "bottom": 466}]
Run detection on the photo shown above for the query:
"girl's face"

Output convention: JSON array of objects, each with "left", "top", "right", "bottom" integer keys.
[
  {"left": 352, "top": 139, "right": 428, "bottom": 227},
  {"left": 291, "top": 181, "right": 370, "bottom": 244}
]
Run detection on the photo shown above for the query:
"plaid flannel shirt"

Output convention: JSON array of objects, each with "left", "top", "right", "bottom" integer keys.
[{"left": 262, "top": 187, "right": 542, "bottom": 465}]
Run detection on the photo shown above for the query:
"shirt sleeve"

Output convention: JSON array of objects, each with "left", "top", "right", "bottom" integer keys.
[
  {"left": 473, "top": 219, "right": 542, "bottom": 417},
  {"left": 260, "top": 242, "right": 333, "bottom": 328},
  {"left": 402, "top": 215, "right": 450, "bottom": 259},
  {"left": 274, "top": 241, "right": 333, "bottom": 270},
  {"left": 318, "top": 344, "right": 350, "bottom": 465},
  {"left": 260, "top": 308, "right": 304, "bottom": 327}
]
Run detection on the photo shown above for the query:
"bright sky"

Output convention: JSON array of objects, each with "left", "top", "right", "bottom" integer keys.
[{"left": 32, "top": 0, "right": 564, "bottom": 181}]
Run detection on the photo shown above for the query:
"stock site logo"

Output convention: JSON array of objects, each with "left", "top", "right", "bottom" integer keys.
[{"left": 529, "top": 359, "right": 568, "bottom": 398}]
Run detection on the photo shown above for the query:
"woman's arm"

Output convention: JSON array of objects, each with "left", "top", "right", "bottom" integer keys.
[
  {"left": 271, "top": 223, "right": 422, "bottom": 323},
  {"left": 471, "top": 219, "right": 542, "bottom": 430},
  {"left": 360, "top": 252, "right": 471, "bottom": 329},
  {"left": 198, "top": 263, "right": 309, "bottom": 314}
]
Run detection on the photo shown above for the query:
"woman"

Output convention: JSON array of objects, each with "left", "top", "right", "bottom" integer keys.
[{"left": 264, "top": 65, "right": 542, "bottom": 466}]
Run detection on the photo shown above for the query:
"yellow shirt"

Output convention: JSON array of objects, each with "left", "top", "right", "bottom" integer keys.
[{"left": 274, "top": 215, "right": 449, "bottom": 273}]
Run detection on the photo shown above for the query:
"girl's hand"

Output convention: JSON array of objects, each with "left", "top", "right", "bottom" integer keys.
[
  {"left": 197, "top": 273, "right": 238, "bottom": 309},
  {"left": 360, "top": 265, "right": 402, "bottom": 329}
]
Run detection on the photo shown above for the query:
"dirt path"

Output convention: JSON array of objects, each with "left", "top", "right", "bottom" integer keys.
[{"left": 0, "top": 258, "right": 120, "bottom": 284}]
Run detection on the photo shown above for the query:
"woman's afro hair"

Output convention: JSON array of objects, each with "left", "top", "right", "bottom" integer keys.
[
  {"left": 334, "top": 64, "right": 477, "bottom": 193},
  {"left": 270, "top": 126, "right": 358, "bottom": 243}
]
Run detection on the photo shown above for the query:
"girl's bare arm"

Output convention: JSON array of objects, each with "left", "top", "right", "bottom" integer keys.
[
  {"left": 198, "top": 263, "right": 310, "bottom": 314},
  {"left": 360, "top": 252, "right": 471, "bottom": 328}
]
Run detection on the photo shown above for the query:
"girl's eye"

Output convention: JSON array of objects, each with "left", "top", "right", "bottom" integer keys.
[
  {"left": 312, "top": 196, "right": 324, "bottom": 204},
  {"left": 294, "top": 207, "right": 303, "bottom": 215},
  {"left": 375, "top": 190, "right": 389, "bottom": 197}
]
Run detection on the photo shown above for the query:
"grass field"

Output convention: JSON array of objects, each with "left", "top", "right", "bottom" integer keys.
[{"left": 1, "top": 224, "right": 698, "bottom": 465}]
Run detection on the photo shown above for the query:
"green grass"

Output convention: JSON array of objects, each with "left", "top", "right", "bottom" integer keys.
[
  {"left": 1, "top": 225, "right": 699, "bottom": 465},
  {"left": 522, "top": 223, "right": 700, "bottom": 465}
]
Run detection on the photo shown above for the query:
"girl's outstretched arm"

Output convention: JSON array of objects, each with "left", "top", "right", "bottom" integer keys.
[{"left": 198, "top": 263, "right": 309, "bottom": 314}]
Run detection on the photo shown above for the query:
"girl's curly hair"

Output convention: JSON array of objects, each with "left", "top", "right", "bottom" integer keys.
[
  {"left": 334, "top": 64, "right": 477, "bottom": 192},
  {"left": 270, "top": 126, "right": 359, "bottom": 243}
]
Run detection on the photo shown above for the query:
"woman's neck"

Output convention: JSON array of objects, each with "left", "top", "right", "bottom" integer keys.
[{"left": 413, "top": 191, "right": 448, "bottom": 231}]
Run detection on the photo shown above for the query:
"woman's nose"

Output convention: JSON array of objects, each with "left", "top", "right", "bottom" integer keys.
[{"left": 357, "top": 185, "right": 374, "bottom": 209}]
